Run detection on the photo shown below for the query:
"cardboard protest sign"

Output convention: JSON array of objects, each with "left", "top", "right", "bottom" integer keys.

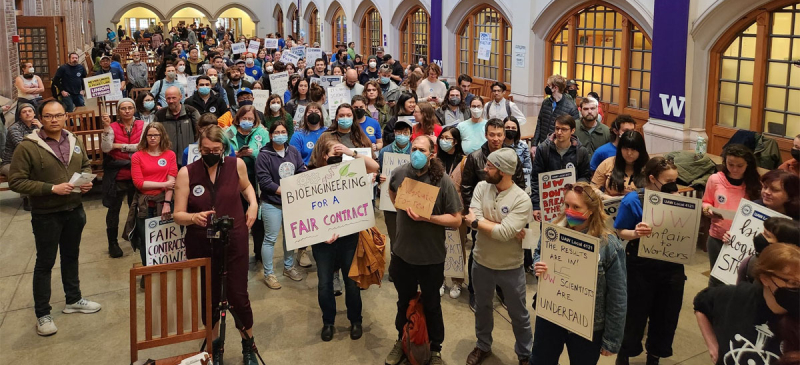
[
  {"left": 536, "top": 222, "right": 599, "bottom": 341},
  {"left": 394, "top": 178, "right": 440, "bottom": 219},
  {"left": 280, "top": 51, "right": 300, "bottom": 66},
  {"left": 711, "top": 199, "right": 790, "bottom": 285},
  {"left": 145, "top": 217, "right": 186, "bottom": 266},
  {"left": 247, "top": 40, "right": 261, "bottom": 54},
  {"left": 478, "top": 32, "right": 492, "bottom": 61},
  {"left": 327, "top": 86, "right": 351, "bottom": 119},
  {"left": 252, "top": 90, "right": 271, "bottom": 114},
  {"left": 231, "top": 42, "right": 246, "bottom": 55},
  {"left": 264, "top": 38, "right": 279, "bottom": 49},
  {"left": 639, "top": 190, "right": 701, "bottom": 264},
  {"left": 538, "top": 167, "right": 576, "bottom": 222},
  {"left": 83, "top": 74, "right": 113, "bottom": 98},
  {"left": 379, "top": 153, "right": 410, "bottom": 211},
  {"left": 281, "top": 159, "right": 375, "bottom": 250},
  {"left": 186, "top": 143, "right": 201, "bottom": 165},
  {"left": 268, "top": 71, "right": 289, "bottom": 99},
  {"left": 292, "top": 45, "right": 306, "bottom": 58},
  {"left": 306, "top": 48, "right": 323, "bottom": 62},
  {"left": 444, "top": 228, "right": 465, "bottom": 278},
  {"left": 319, "top": 76, "right": 343, "bottom": 90}
]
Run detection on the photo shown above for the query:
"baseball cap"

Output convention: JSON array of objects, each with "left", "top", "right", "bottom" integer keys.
[
  {"left": 566, "top": 79, "right": 579, "bottom": 88},
  {"left": 236, "top": 88, "right": 253, "bottom": 97}
]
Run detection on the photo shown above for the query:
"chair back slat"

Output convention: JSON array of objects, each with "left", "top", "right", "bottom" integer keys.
[
  {"left": 176, "top": 268, "right": 184, "bottom": 335},
  {"left": 191, "top": 266, "right": 199, "bottom": 332},
  {"left": 160, "top": 272, "right": 169, "bottom": 339},
  {"left": 144, "top": 275, "right": 153, "bottom": 340}
]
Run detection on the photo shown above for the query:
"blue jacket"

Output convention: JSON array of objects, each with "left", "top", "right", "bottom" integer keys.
[
  {"left": 533, "top": 227, "right": 627, "bottom": 353},
  {"left": 531, "top": 134, "right": 592, "bottom": 210},
  {"left": 255, "top": 143, "right": 307, "bottom": 205},
  {"left": 289, "top": 128, "right": 326, "bottom": 165},
  {"left": 510, "top": 140, "right": 533, "bottom": 194}
]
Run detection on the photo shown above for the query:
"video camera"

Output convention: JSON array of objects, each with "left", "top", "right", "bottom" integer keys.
[{"left": 206, "top": 214, "right": 234, "bottom": 239}]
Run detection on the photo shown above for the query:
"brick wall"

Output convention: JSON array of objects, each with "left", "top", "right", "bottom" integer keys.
[{"left": 1, "top": 0, "right": 20, "bottom": 99}]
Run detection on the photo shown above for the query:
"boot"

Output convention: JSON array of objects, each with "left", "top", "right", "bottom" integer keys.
[
  {"left": 241, "top": 337, "right": 259, "bottom": 365},
  {"left": 107, "top": 228, "right": 123, "bottom": 258}
]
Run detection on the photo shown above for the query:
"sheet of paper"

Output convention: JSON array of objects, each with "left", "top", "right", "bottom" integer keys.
[{"left": 69, "top": 172, "right": 97, "bottom": 192}]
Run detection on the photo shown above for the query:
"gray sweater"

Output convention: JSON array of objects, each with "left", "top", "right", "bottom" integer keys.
[{"left": 470, "top": 181, "right": 533, "bottom": 270}]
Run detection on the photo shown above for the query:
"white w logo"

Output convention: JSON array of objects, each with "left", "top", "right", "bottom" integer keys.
[{"left": 658, "top": 94, "right": 686, "bottom": 117}]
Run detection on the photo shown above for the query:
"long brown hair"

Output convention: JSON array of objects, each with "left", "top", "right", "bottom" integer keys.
[
  {"left": 308, "top": 138, "right": 338, "bottom": 169},
  {"left": 754, "top": 243, "right": 800, "bottom": 365},
  {"left": 327, "top": 103, "right": 371, "bottom": 148},
  {"left": 552, "top": 182, "right": 612, "bottom": 240},
  {"left": 266, "top": 93, "right": 286, "bottom": 117},
  {"left": 414, "top": 102, "right": 437, "bottom": 135},
  {"left": 722, "top": 144, "right": 761, "bottom": 200},
  {"left": 137, "top": 122, "right": 172, "bottom": 152},
  {"left": 363, "top": 80, "right": 386, "bottom": 109}
]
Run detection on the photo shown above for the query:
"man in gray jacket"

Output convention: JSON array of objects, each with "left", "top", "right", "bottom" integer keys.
[
  {"left": 154, "top": 86, "right": 200, "bottom": 163},
  {"left": 126, "top": 51, "right": 149, "bottom": 91}
]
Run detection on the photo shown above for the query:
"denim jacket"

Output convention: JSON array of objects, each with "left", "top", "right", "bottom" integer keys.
[{"left": 533, "top": 224, "right": 627, "bottom": 353}]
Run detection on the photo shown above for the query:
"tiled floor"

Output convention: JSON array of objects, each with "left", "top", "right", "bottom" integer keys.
[{"left": 0, "top": 189, "right": 714, "bottom": 364}]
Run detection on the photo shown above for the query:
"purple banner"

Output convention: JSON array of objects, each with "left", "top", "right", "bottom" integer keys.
[
  {"left": 648, "top": 0, "right": 689, "bottom": 123},
  {"left": 430, "top": 0, "right": 442, "bottom": 69}
]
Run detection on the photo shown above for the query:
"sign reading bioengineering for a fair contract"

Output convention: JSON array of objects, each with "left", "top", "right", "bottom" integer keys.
[{"left": 281, "top": 159, "right": 375, "bottom": 250}]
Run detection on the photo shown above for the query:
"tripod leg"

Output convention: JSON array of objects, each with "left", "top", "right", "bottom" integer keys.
[{"left": 227, "top": 309, "right": 267, "bottom": 365}]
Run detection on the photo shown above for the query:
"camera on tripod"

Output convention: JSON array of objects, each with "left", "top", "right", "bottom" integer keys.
[{"left": 206, "top": 214, "right": 234, "bottom": 239}]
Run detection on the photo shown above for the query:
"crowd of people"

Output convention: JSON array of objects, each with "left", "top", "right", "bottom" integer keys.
[{"left": 0, "top": 21, "right": 798, "bottom": 365}]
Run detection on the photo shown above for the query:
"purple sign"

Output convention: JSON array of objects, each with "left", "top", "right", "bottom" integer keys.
[
  {"left": 648, "top": 0, "right": 689, "bottom": 124},
  {"left": 430, "top": 0, "right": 442, "bottom": 68}
]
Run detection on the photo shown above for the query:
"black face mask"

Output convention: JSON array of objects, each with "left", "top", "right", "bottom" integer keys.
[
  {"left": 505, "top": 130, "right": 518, "bottom": 141},
  {"left": 544, "top": 86, "right": 553, "bottom": 96},
  {"left": 771, "top": 278, "right": 800, "bottom": 318},
  {"left": 354, "top": 108, "right": 367, "bottom": 120},
  {"left": 792, "top": 148, "right": 800, "bottom": 162},
  {"left": 326, "top": 156, "right": 343, "bottom": 165},
  {"left": 568, "top": 89, "right": 578, "bottom": 99},
  {"left": 659, "top": 180, "right": 679, "bottom": 194},
  {"left": 307, "top": 113, "right": 321, "bottom": 125},
  {"left": 753, "top": 233, "right": 770, "bottom": 254},
  {"left": 202, "top": 153, "right": 221, "bottom": 167}
]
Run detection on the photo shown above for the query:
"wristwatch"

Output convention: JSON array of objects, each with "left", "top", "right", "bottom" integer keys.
[
  {"left": 351, "top": 150, "right": 358, "bottom": 158},
  {"left": 471, "top": 218, "right": 480, "bottom": 229}
]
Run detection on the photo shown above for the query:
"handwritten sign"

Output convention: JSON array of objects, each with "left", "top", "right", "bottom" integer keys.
[
  {"left": 379, "top": 153, "right": 410, "bottom": 211},
  {"left": 539, "top": 167, "right": 576, "bottom": 223},
  {"left": 477, "top": 32, "right": 492, "bottom": 61},
  {"left": 145, "top": 217, "right": 186, "bottom": 266},
  {"left": 444, "top": 228, "right": 465, "bottom": 278},
  {"left": 264, "top": 38, "right": 279, "bottom": 49},
  {"left": 514, "top": 45, "right": 527, "bottom": 68},
  {"left": 247, "top": 40, "right": 261, "bottom": 54},
  {"left": 327, "top": 86, "right": 351, "bottom": 119},
  {"left": 231, "top": 42, "right": 246, "bottom": 55},
  {"left": 306, "top": 48, "right": 323, "bottom": 62},
  {"left": 280, "top": 51, "right": 300, "bottom": 66},
  {"left": 394, "top": 178, "right": 440, "bottom": 219},
  {"left": 281, "top": 159, "right": 375, "bottom": 250},
  {"left": 639, "top": 190, "right": 701, "bottom": 264},
  {"left": 83, "top": 74, "right": 113, "bottom": 98},
  {"left": 292, "top": 45, "right": 306, "bottom": 58},
  {"left": 186, "top": 143, "right": 201, "bottom": 165},
  {"left": 106, "top": 80, "right": 123, "bottom": 101},
  {"left": 185, "top": 75, "right": 199, "bottom": 99},
  {"left": 268, "top": 71, "right": 289, "bottom": 100},
  {"left": 252, "top": 90, "right": 271, "bottom": 114},
  {"left": 537, "top": 222, "right": 599, "bottom": 341},
  {"left": 711, "top": 199, "right": 790, "bottom": 284}
]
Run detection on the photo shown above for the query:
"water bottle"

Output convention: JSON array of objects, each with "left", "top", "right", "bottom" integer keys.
[{"left": 696, "top": 136, "right": 707, "bottom": 156}]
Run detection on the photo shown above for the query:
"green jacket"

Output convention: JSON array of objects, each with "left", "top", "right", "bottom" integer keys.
[
  {"left": 223, "top": 125, "right": 270, "bottom": 158},
  {"left": 665, "top": 150, "right": 718, "bottom": 188},
  {"left": 262, "top": 112, "right": 294, "bottom": 141},
  {"left": 9, "top": 130, "right": 90, "bottom": 213}
]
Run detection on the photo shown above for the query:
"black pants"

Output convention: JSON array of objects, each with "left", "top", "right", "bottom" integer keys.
[
  {"left": 31, "top": 206, "right": 86, "bottom": 318},
  {"left": 390, "top": 254, "right": 445, "bottom": 351},
  {"left": 619, "top": 255, "right": 685, "bottom": 358},
  {"left": 529, "top": 317, "right": 603, "bottom": 365},
  {"left": 105, "top": 180, "right": 135, "bottom": 244}
]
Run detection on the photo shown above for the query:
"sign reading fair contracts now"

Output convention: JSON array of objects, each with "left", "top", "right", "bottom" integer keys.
[
  {"left": 145, "top": 217, "right": 186, "bottom": 266},
  {"left": 281, "top": 159, "right": 375, "bottom": 250},
  {"left": 711, "top": 199, "right": 789, "bottom": 285},
  {"left": 83, "top": 74, "right": 113, "bottom": 98},
  {"left": 394, "top": 178, "right": 440, "bottom": 219},
  {"left": 639, "top": 190, "right": 701, "bottom": 264},
  {"left": 537, "top": 222, "right": 599, "bottom": 341}
]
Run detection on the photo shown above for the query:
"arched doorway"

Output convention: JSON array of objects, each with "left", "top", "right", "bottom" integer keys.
[
  {"left": 115, "top": 7, "right": 159, "bottom": 39},
  {"left": 166, "top": 6, "right": 212, "bottom": 31},
  {"left": 305, "top": 3, "right": 321, "bottom": 45},
  {"left": 274, "top": 5, "right": 284, "bottom": 36},
  {"left": 215, "top": 7, "right": 258, "bottom": 38},
  {"left": 287, "top": 3, "right": 299, "bottom": 40},
  {"left": 360, "top": 6, "right": 382, "bottom": 56},
  {"left": 456, "top": 5, "right": 512, "bottom": 95},
  {"left": 705, "top": 0, "right": 799, "bottom": 157},
  {"left": 331, "top": 7, "right": 347, "bottom": 49},
  {"left": 399, "top": 6, "right": 429, "bottom": 67}
]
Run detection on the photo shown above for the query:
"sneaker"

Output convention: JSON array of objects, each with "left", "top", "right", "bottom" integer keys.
[
  {"left": 385, "top": 340, "right": 405, "bottom": 365},
  {"left": 466, "top": 347, "right": 491, "bottom": 365},
  {"left": 430, "top": 351, "right": 443, "bottom": 365},
  {"left": 36, "top": 315, "right": 57, "bottom": 336},
  {"left": 283, "top": 266, "right": 304, "bottom": 281},
  {"left": 264, "top": 274, "right": 282, "bottom": 289},
  {"left": 298, "top": 249, "right": 312, "bottom": 268},
  {"left": 450, "top": 284, "right": 462, "bottom": 299},
  {"left": 62, "top": 298, "right": 101, "bottom": 314},
  {"left": 333, "top": 271, "right": 342, "bottom": 296},
  {"left": 439, "top": 283, "right": 446, "bottom": 297}
]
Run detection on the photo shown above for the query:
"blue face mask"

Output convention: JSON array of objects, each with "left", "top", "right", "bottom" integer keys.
[
  {"left": 198, "top": 86, "right": 211, "bottom": 95},
  {"left": 410, "top": 150, "right": 429, "bottom": 170},
  {"left": 338, "top": 117, "right": 353, "bottom": 129},
  {"left": 144, "top": 100, "right": 155, "bottom": 110},
  {"left": 239, "top": 120, "right": 254, "bottom": 131},
  {"left": 380, "top": 77, "right": 390, "bottom": 84},
  {"left": 439, "top": 139, "right": 453, "bottom": 152},
  {"left": 395, "top": 134, "right": 410, "bottom": 147},
  {"left": 272, "top": 134, "right": 288, "bottom": 144}
]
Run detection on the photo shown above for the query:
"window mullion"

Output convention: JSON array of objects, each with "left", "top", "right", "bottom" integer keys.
[
  {"left": 620, "top": 18, "right": 631, "bottom": 110},
  {"left": 750, "top": 12, "right": 770, "bottom": 132},
  {"left": 567, "top": 15, "right": 578, "bottom": 79}
]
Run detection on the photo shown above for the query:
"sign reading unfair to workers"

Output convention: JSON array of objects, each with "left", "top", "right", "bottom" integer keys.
[
  {"left": 539, "top": 167, "right": 576, "bottom": 223},
  {"left": 145, "top": 217, "right": 186, "bottom": 266},
  {"left": 639, "top": 190, "right": 701, "bottom": 264},
  {"left": 281, "top": 159, "right": 375, "bottom": 250},
  {"left": 537, "top": 222, "right": 599, "bottom": 341},
  {"left": 83, "top": 74, "right": 113, "bottom": 98},
  {"left": 711, "top": 199, "right": 790, "bottom": 285}
]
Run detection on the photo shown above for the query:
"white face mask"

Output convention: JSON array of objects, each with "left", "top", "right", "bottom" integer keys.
[
  {"left": 27, "top": 67, "right": 35, "bottom": 74},
  {"left": 470, "top": 107, "right": 483, "bottom": 118},
  {"left": 368, "top": 61, "right": 377, "bottom": 68},
  {"left": 269, "top": 103, "right": 281, "bottom": 112},
  {"left": 246, "top": 58, "right": 254, "bottom": 65},
  {"left": 177, "top": 65, "right": 186, "bottom": 73},
  {"left": 209, "top": 76, "right": 218, "bottom": 85},
  {"left": 266, "top": 66, "right": 274, "bottom": 73}
]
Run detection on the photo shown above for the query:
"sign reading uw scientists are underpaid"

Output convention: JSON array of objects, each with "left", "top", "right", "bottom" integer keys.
[
  {"left": 537, "top": 222, "right": 598, "bottom": 341},
  {"left": 281, "top": 159, "right": 375, "bottom": 250}
]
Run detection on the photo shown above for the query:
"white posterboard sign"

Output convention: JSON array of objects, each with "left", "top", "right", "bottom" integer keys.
[
  {"left": 538, "top": 167, "right": 576, "bottom": 223},
  {"left": 396, "top": 116, "right": 417, "bottom": 127},
  {"left": 444, "top": 228, "right": 465, "bottom": 278},
  {"left": 292, "top": 45, "right": 306, "bottom": 58},
  {"left": 319, "top": 76, "right": 343, "bottom": 90},
  {"left": 264, "top": 38, "right": 279, "bottom": 49},
  {"left": 184, "top": 75, "right": 199, "bottom": 99},
  {"left": 293, "top": 105, "right": 307, "bottom": 125},
  {"left": 603, "top": 196, "right": 623, "bottom": 229},
  {"left": 327, "top": 86, "right": 351, "bottom": 119},
  {"left": 252, "top": 90, "right": 271, "bottom": 114},
  {"left": 711, "top": 199, "right": 790, "bottom": 285},
  {"left": 281, "top": 158, "right": 376, "bottom": 250},
  {"left": 83, "top": 73, "right": 113, "bottom": 98},
  {"left": 231, "top": 42, "right": 246, "bottom": 55},
  {"left": 306, "top": 48, "right": 323, "bottom": 62},
  {"left": 537, "top": 222, "right": 599, "bottom": 341},
  {"left": 280, "top": 51, "right": 300, "bottom": 66},
  {"left": 379, "top": 152, "right": 410, "bottom": 211},
  {"left": 106, "top": 80, "right": 123, "bottom": 101},
  {"left": 477, "top": 32, "right": 492, "bottom": 61},
  {"left": 639, "top": 190, "right": 702, "bottom": 264},
  {"left": 144, "top": 217, "right": 186, "bottom": 266},
  {"left": 247, "top": 40, "right": 261, "bottom": 54},
  {"left": 187, "top": 143, "right": 201, "bottom": 165},
  {"left": 522, "top": 213, "right": 540, "bottom": 250},
  {"left": 268, "top": 72, "right": 290, "bottom": 100}
]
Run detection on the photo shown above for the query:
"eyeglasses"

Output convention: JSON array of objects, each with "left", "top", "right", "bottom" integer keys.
[
  {"left": 564, "top": 184, "right": 595, "bottom": 202},
  {"left": 146, "top": 134, "right": 161, "bottom": 139},
  {"left": 201, "top": 149, "right": 223, "bottom": 154},
  {"left": 42, "top": 113, "right": 66, "bottom": 121}
]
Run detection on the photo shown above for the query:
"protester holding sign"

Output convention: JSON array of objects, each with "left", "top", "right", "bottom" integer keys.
[
  {"left": 463, "top": 148, "right": 533, "bottom": 365},
  {"left": 285, "top": 78, "right": 310, "bottom": 117},
  {"left": 434, "top": 126, "right": 468, "bottom": 298},
  {"left": 316, "top": 103, "right": 373, "bottom": 150},
  {"left": 289, "top": 103, "right": 326, "bottom": 165},
  {"left": 377, "top": 119, "right": 413, "bottom": 256},
  {"left": 385, "top": 136, "right": 463, "bottom": 365},
  {"left": 531, "top": 182, "right": 627, "bottom": 365},
  {"left": 736, "top": 217, "right": 800, "bottom": 284},
  {"left": 591, "top": 130, "right": 649, "bottom": 199},
  {"left": 702, "top": 144, "right": 761, "bottom": 287},
  {"left": 172, "top": 126, "right": 260, "bottom": 365},
  {"left": 613, "top": 157, "right": 684, "bottom": 365}
]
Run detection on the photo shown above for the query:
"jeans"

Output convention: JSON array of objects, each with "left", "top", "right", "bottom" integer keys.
[
  {"left": 529, "top": 317, "right": 603, "bottom": 365},
  {"left": 312, "top": 233, "right": 361, "bottom": 325},
  {"left": 31, "top": 206, "right": 86, "bottom": 318},
  {"left": 60, "top": 93, "right": 85, "bottom": 113},
  {"left": 706, "top": 236, "right": 724, "bottom": 287},
  {"left": 472, "top": 262, "right": 532, "bottom": 359},
  {"left": 260, "top": 202, "right": 294, "bottom": 276},
  {"left": 105, "top": 180, "right": 135, "bottom": 244},
  {"left": 390, "top": 254, "right": 445, "bottom": 351}
]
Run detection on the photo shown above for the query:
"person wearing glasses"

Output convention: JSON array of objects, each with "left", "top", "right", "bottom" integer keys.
[
  {"left": 530, "top": 181, "right": 627, "bottom": 365},
  {"left": 483, "top": 82, "right": 527, "bottom": 126},
  {"left": 8, "top": 99, "right": 101, "bottom": 336},
  {"left": 533, "top": 75, "right": 580, "bottom": 146}
]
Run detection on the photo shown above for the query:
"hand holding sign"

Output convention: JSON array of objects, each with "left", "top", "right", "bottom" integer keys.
[{"left": 394, "top": 178, "right": 440, "bottom": 219}]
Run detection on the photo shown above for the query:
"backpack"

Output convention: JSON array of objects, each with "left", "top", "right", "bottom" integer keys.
[
  {"left": 485, "top": 98, "right": 512, "bottom": 118},
  {"left": 402, "top": 292, "right": 431, "bottom": 365}
]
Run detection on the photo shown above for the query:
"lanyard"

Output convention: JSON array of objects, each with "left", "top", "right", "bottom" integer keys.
[{"left": 204, "top": 161, "right": 222, "bottom": 211}]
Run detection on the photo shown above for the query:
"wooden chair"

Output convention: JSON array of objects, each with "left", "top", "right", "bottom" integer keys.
[
  {"left": 73, "top": 129, "right": 104, "bottom": 175},
  {"left": 468, "top": 85, "right": 483, "bottom": 97},
  {"left": 65, "top": 110, "right": 97, "bottom": 131},
  {"left": 85, "top": 52, "right": 95, "bottom": 77},
  {"left": 130, "top": 258, "right": 213, "bottom": 365},
  {"left": 101, "top": 100, "right": 119, "bottom": 122},
  {"left": 130, "top": 87, "right": 151, "bottom": 102}
]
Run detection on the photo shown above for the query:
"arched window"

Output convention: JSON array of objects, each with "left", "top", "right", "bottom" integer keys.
[
  {"left": 400, "top": 6, "right": 429, "bottom": 67},
  {"left": 457, "top": 6, "right": 512, "bottom": 89},
  {"left": 309, "top": 8, "right": 320, "bottom": 45},
  {"left": 276, "top": 8, "right": 284, "bottom": 36},
  {"left": 707, "top": 1, "right": 799, "bottom": 155},
  {"left": 361, "top": 7, "right": 382, "bottom": 56},
  {"left": 332, "top": 7, "right": 347, "bottom": 49},
  {"left": 547, "top": 3, "right": 652, "bottom": 125}
]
